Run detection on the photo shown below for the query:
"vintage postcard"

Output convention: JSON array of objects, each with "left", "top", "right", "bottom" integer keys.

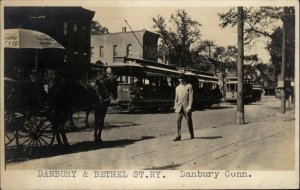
[{"left": 1, "top": 0, "right": 299, "bottom": 189}]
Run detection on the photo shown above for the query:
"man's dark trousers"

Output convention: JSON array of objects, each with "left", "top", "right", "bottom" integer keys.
[{"left": 176, "top": 107, "right": 194, "bottom": 138}]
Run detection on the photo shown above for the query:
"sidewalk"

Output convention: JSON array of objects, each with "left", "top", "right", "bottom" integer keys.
[{"left": 6, "top": 104, "right": 296, "bottom": 170}]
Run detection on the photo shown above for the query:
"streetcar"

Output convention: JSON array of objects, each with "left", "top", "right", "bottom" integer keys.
[
  {"left": 106, "top": 57, "right": 180, "bottom": 111},
  {"left": 185, "top": 69, "right": 222, "bottom": 108},
  {"left": 225, "top": 77, "right": 253, "bottom": 104},
  {"left": 105, "top": 57, "right": 222, "bottom": 111}
]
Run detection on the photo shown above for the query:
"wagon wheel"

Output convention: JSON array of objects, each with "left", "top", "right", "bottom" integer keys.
[
  {"left": 4, "top": 111, "right": 18, "bottom": 146},
  {"left": 65, "top": 112, "right": 80, "bottom": 131},
  {"left": 16, "top": 115, "right": 54, "bottom": 156}
]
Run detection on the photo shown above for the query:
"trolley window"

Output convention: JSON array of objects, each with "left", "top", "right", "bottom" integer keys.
[{"left": 227, "top": 83, "right": 237, "bottom": 91}]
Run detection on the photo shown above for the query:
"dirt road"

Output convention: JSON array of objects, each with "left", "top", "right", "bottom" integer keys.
[{"left": 6, "top": 96, "right": 295, "bottom": 170}]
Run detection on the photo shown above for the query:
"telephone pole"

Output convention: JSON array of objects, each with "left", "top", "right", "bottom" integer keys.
[
  {"left": 236, "top": 7, "right": 245, "bottom": 125},
  {"left": 280, "top": 7, "right": 287, "bottom": 114}
]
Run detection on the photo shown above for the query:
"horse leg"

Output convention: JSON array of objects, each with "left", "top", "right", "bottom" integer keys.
[
  {"left": 60, "top": 128, "right": 69, "bottom": 146},
  {"left": 69, "top": 114, "right": 75, "bottom": 128},
  {"left": 96, "top": 106, "right": 108, "bottom": 142},
  {"left": 97, "top": 117, "right": 104, "bottom": 142},
  {"left": 85, "top": 110, "right": 90, "bottom": 128},
  {"left": 94, "top": 108, "right": 100, "bottom": 142},
  {"left": 53, "top": 122, "right": 63, "bottom": 145},
  {"left": 55, "top": 119, "right": 69, "bottom": 146}
]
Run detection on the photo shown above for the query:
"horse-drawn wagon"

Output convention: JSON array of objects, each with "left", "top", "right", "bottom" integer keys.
[
  {"left": 4, "top": 64, "right": 118, "bottom": 156},
  {"left": 4, "top": 77, "right": 55, "bottom": 155},
  {"left": 4, "top": 28, "right": 118, "bottom": 157}
]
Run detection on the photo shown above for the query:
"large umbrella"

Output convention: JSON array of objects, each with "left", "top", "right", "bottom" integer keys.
[
  {"left": 4, "top": 28, "right": 64, "bottom": 49},
  {"left": 4, "top": 28, "right": 65, "bottom": 72}
]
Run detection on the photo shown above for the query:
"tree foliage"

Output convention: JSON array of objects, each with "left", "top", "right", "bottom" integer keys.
[
  {"left": 212, "top": 45, "right": 238, "bottom": 73},
  {"left": 190, "top": 40, "right": 215, "bottom": 71},
  {"left": 267, "top": 25, "right": 295, "bottom": 78},
  {"left": 153, "top": 9, "right": 202, "bottom": 67},
  {"left": 91, "top": 20, "right": 109, "bottom": 35},
  {"left": 218, "top": 7, "right": 283, "bottom": 45},
  {"left": 218, "top": 6, "right": 295, "bottom": 79}
]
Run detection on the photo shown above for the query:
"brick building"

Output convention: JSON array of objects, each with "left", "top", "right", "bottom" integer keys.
[
  {"left": 4, "top": 7, "right": 95, "bottom": 80},
  {"left": 91, "top": 28, "right": 160, "bottom": 64}
]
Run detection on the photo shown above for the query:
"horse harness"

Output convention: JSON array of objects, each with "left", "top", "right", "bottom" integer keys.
[{"left": 94, "top": 79, "right": 111, "bottom": 104}]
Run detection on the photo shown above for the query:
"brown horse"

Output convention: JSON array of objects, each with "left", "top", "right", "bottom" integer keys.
[{"left": 50, "top": 75, "right": 118, "bottom": 145}]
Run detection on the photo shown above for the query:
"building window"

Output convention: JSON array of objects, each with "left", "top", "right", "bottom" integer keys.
[
  {"left": 64, "top": 54, "right": 67, "bottom": 62},
  {"left": 82, "top": 25, "right": 87, "bottom": 37},
  {"left": 127, "top": 44, "right": 132, "bottom": 57},
  {"left": 64, "top": 22, "right": 68, "bottom": 35},
  {"left": 74, "top": 24, "right": 77, "bottom": 33},
  {"left": 91, "top": 47, "right": 94, "bottom": 58},
  {"left": 113, "top": 45, "right": 118, "bottom": 57},
  {"left": 100, "top": 46, "right": 104, "bottom": 58}
]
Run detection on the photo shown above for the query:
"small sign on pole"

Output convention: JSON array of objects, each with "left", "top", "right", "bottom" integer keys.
[{"left": 277, "top": 80, "right": 284, "bottom": 88}]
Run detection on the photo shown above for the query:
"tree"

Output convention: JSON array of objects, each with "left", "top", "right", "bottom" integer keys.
[
  {"left": 191, "top": 40, "right": 216, "bottom": 71},
  {"left": 218, "top": 7, "right": 295, "bottom": 79},
  {"left": 153, "top": 9, "right": 202, "bottom": 67},
  {"left": 91, "top": 20, "right": 109, "bottom": 35},
  {"left": 218, "top": 7, "right": 283, "bottom": 45},
  {"left": 267, "top": 11, "right": 295, "bottom": 79},
  {"left": 267, "top": 27, "right": 282, "bottom": 77},
  {"left": 212, "top": 45, "right": 238, "bottom": 73}
]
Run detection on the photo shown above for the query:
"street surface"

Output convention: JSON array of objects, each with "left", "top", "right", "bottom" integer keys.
[{"left": 6, "top": 96, "right": 295, "bottom": 170}]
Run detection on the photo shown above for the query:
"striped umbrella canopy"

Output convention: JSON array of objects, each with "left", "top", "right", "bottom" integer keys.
[{"left": 4, "top": 28, "right": 64, "bottom": 49}]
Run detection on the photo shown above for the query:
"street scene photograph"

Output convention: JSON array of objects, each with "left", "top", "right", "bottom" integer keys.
[{"left": 1, "top": 1, "right": 298, "bottom": 189}]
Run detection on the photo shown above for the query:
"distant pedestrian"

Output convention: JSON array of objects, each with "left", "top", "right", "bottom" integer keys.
[{"left": 173, "top": 73, "right": 194, "bottom": 141}]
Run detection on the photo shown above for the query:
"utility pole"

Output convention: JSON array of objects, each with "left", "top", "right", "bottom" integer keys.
[
  {"left": 280, "top": 7, "right": 287, "bottom": 114},
  {"left": 236, "top": 7, "right": 245, "bottom": 125},
  {"left": 208, "top": 42, "right": 211, "bottom": 58}
]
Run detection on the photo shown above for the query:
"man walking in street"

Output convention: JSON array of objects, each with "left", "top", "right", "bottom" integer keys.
[{"left": 173, "top": 73, "right": 194, "bottom": 141}]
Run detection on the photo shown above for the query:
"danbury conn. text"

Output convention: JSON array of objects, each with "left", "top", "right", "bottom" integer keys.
[{"left": 180, "top": 170, "right": 251, "bottom": 179}]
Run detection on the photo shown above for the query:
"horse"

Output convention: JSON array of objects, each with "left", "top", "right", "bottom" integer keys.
[{"left": 49, "top": 74, "right": 118, "bottom": 146}]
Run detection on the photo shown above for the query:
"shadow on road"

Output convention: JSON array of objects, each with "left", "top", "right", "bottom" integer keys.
[
  {"left": 5, "top": 136, "right": 156, "bottom": 164},
  {"left": 206, "top": 106, "right": 234, "bottom": 110},
  {"left": 179, "top": 136, "right": 223, "bottom": 142},
  {"left": 105, "top": 122, "right": 141, "bottom": 130},
  {"left": 66, "top": 121, "right": 141, "bottom": 133},
  {"left": 108, "top": 106, "right": 233, "bottom": 114},
  {"left": 199, "top": 136, "right": 223, "bottom": 140},
  {"left": 109, "top": 109, "right": 174, "bottom": 114}
]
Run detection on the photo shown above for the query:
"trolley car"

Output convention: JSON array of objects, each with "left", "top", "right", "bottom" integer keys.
[
  {"left": 184, "top": 69, "right": 222, "bottom": 108},
  {"left": 107, "top": 57, "right": 180, "bottom": 111},
  {"left": 106, "top": 57, "right": 222, "bottom": 111},
  {"left": 225, "top": 77, "right": 253, "bottom": 104}
]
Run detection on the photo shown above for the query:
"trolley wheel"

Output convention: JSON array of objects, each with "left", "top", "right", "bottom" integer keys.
[
  {"left": 65, "top": 112, "right": 80, "bottom": 131},
  {"left": 16, "top": 115, "right": 54, "bottom": 156}
]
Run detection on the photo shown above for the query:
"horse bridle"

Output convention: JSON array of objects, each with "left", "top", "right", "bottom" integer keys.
[{"left": 96, "top": 79, "right": 113, "bottom": 103}]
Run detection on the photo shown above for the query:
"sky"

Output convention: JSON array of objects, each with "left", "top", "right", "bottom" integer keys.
[{"left": 86, "top": 6, "right": 276, "bottom": 63}]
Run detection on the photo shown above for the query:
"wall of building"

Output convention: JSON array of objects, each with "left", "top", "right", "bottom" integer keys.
[{"left": 91, "top": 29, "right": 159, "bottom": 64}]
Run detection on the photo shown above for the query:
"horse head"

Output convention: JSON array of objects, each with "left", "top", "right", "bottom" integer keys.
[
  {"left": 95, "top": 75, "right": 118, "bottom": 101},
  {"left": 103, "top": 75, "right": 118, "bottom": 100}
]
